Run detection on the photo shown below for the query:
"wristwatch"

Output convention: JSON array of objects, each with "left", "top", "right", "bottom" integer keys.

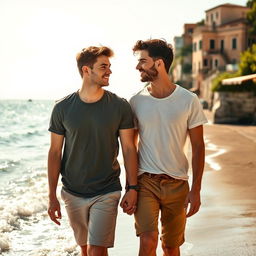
[{"left": 126, "top": 185, "right": 139, "bottom": 192}]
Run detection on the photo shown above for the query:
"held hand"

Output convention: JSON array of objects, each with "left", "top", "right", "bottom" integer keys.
[
  {"left": 184, "top": 190, "right": 201, "bottom": 218},
  {"left": 48, "top": 198, "right": 62, "bottom": 225},
  {"left": 120, "top": 190, "right": 138, "bottom": 215}
]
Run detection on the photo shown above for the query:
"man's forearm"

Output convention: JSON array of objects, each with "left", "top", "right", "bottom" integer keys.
[
  {"left": 123, "top": 146, "right": 138, "bottom": 185},
  {"left": 191, "top": 142, "right": 205, "bottom": 192},
  {"left": 48, "top": 150, "right": 62, "bottom": 199}
]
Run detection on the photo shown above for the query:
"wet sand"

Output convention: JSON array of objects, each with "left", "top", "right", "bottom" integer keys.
[
  {"left": 185, "top": 120, "right": 256, "bottom": 256},
  {"left": 110, "top": 111, "right": 256, "bottom": 255}
]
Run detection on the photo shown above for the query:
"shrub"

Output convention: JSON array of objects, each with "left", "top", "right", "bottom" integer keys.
[
  {"left": 211, "top": 72, "right": 238, "bottom": 91},
  {"left": 211, "top": 72, "right": 256, "bottom": 93},
  {"left": 239, "top": 44, "right": 256, "bottom": 75}
]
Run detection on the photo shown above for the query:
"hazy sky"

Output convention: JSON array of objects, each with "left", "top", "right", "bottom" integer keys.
[{"left": 0, "top": 0, "right": 247, "bottom": 100}]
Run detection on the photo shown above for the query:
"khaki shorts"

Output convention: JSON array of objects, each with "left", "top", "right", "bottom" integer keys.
[
  {"left": 134, "top": 173, "right": 189, "bottom": 247},
  {"left": 61, "top": 189, "right": 121, "bottom": 248}
]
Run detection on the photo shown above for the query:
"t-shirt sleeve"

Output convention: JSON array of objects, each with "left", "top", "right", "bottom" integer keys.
[
  {"left": 129, "top": 96, "right": 138, "bottom": 129},
  {"left": 48, "top": 103, "right": 65, "bottom": 135},
  {"left": 119, "top": 99, "right": 135, "bottom": 130},
  {"left": 188, "top": 95, "right": 208, "bottom": 129}
]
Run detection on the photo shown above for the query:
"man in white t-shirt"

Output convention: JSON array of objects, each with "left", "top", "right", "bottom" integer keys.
[{"left": 129, "top": 39, "right": 208, "bottom": 256}]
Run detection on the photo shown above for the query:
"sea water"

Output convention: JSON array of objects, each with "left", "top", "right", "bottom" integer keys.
[{"left": 0, "top": 100, "right": 81, "bottom": 255}]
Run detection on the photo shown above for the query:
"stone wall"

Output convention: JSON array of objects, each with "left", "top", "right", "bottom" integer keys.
[
  {"left": 212, "top": 91, "right": 256, "bottom": 124},
  {"left": 200, "top": 70, "right": 219, "bottom": 109}
]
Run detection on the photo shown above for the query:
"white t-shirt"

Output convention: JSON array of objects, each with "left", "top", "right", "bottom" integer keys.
[{"left": 129, "top": 84, "right": 208, "bottom": 180}]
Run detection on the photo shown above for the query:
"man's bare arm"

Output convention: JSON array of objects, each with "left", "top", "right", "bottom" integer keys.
[
  {"left": 119, "top": 128, "right": 138, "bottom": 215},
  {"left": 47, "top": 132, "right": 64, "bottom": 225},
  {"left": 185, "top": 125, "right": 205, "bottom": 217}
]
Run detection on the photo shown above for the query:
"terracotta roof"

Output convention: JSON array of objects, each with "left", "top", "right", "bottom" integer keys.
[
  {"left": 206, "top": 3, "right": 248, "bottom": 12},
  {"left": 222, "top": 74, "right": 256, "bottom": 85}
]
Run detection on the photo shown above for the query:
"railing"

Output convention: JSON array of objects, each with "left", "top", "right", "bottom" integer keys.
[{"left": 205, "top": 50, "right": 231, "bottom": 63}]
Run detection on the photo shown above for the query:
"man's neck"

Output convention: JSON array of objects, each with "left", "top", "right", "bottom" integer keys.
[
  {"left": 79, "top": 84, "right": 105, "bottom": 103},
  {"left": 147, "top": 76, "right": 176, "bottom": 99}
]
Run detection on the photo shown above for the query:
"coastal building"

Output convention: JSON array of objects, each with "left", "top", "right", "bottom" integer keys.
[
  {"left": 191, "top": 3, "right": 251, "bottom": 99},
  {"left": 172, "top": 24, "right": 196, "bottom": 89}
]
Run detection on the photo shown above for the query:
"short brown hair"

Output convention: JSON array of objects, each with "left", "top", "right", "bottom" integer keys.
[
  {"left": 133, "top": 39, "right": 173, "bottom": 73},
  {"left": 76, "top": 46, "right": 114, "bottom": 77}
]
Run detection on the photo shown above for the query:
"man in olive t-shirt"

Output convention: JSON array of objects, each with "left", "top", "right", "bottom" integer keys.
[{"left": 47, "top": 46, "right": 138, "bottom": 256}]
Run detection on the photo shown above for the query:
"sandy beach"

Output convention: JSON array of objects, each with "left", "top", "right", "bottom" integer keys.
[{"left": 109, "top": 111, "right": 256, "bottom": 256}]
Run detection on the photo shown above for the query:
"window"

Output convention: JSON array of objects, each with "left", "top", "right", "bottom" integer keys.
[
  {"left": 198, "top": 61, "right": 201, "bottom": 70},
  {"left": 211, "top": 13, "right": 213, "bottom": 21},
  {"left": 216, "top": 12, "right": 219, "bottom": 19},
  {"left": 206, "top": 15, "right": 208, "bottom": 22},
  {"left": 188, "top": 28, "right": 193, "bottom": 34},
  {"left": 215, "top": 59, "right": 218, "bottom": 67},
  {"left": 203, "top": 59, "right": 208, "bottom": 67},
  {"left": 210, "top": 39, "right": 215, "bottom": 49},
  {"left": 212, "top": 21, "right": 216, "bottom": 30},
  {"left": 199, "top": 40, "right": 202, "bottom": 50},
  {"left": 232, "top": 38, "right": 237, "bottom": 49},
  {"left": 220, "top": 40, "right": 224, "bottom": 52}
]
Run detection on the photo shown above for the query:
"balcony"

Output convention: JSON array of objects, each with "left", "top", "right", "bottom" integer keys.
[
  {"left": 203, "top": 50, "right": 230, "bottom": 64},
  {"left": 208, "top": 49, "right": 220, "bottom": 54}
]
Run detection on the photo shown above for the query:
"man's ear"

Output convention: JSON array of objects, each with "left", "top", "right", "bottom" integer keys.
[
  {"left": 155, "top": 59, "right": 164, "bottom": 68},
  {"left": 82, "top": 65, "right": 90, "bottom": 75}
]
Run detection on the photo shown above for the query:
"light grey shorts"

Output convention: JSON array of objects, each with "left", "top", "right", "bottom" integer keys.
[{"left": 61, "top": 188, "right": 121, "bottom": 248}]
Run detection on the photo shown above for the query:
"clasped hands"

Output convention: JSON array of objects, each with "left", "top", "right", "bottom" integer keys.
[{"left": 120, "top": 189, "right": 138, "bottom": 215}]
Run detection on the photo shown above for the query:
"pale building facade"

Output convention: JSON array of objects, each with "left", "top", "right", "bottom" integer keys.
[{"left": 192, "top": 4, "right": 250, "bottom": 98}]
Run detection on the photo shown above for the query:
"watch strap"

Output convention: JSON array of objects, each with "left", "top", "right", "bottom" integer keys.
[{"left": 127, "top": 185, "right": 139, "bottom": 191}]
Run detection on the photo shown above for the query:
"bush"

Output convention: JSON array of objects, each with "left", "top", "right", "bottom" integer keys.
[
  {"left": 211, "top": 72, "right": 238, "bottom": 91},
  {"left": 239, "top": 44, "right": 256, "bottom": 75},
  {"left": 211, "top": 72, "right": 256, "bottom": 93}
]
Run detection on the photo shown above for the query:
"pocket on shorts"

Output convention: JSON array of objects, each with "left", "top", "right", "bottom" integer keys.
[
  {"left": 96, "top": 191, "right": 121, "bottom": 214},
  {"left": 61, "top": 188, "right": 81, "bottom": 206},
  {"left": 61, "top": 187, "right": 67, "bottom": 200},
  {"left": 138, "top": 174, "right": 145, "bottom": 185},
  {"left": 105, "top": 191, "right": 121, "bottom": 202},
  {"left": 174, "top": 180, "right": 189, "bottom": 201}
]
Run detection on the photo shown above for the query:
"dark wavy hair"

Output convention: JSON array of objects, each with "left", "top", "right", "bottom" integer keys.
[{"left": 133, "top": 39, "right": 173, "bottom": 73}]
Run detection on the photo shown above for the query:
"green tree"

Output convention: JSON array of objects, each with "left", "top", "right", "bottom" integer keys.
[
  {"left": 247, "top": 0, "right": 256, "bottom": 8},
  {"left": 246, "top": 0, "right": 256, "bottom": 36},
  {"left": 196, "top": 19, "right": 205, "bottom": 26},
  {"left": 239, "top": 44, "right": 256, "bottom": 75}
]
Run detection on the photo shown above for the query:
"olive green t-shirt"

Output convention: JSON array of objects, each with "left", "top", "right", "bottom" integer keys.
[{"left": 49, "top": 90, "right": 134, "bottom": 198}]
